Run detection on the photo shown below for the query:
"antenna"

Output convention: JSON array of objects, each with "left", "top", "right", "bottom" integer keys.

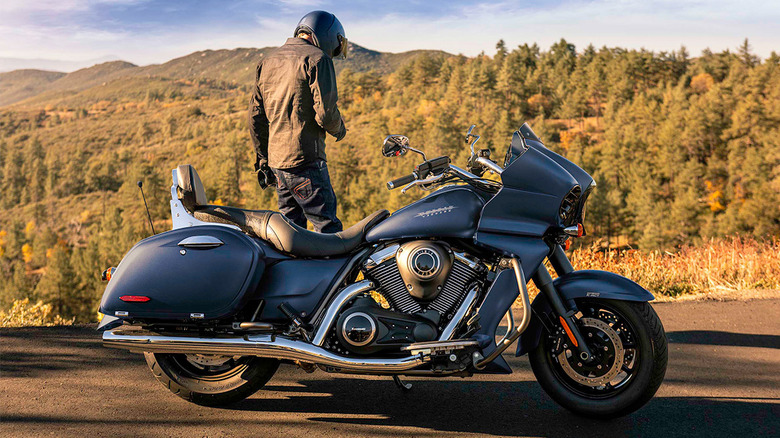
[{"left": 137, "top": 181, "right": 156, "bottom": 235}]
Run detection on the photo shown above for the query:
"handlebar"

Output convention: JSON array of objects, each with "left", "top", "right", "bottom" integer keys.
[{"left": 387, "top": 173, "right": 417, "bottom": 190}]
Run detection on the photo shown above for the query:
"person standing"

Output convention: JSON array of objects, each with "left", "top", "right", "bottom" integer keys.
[{"left": 249, "top": 11, "right": 349, "bottom": 233}]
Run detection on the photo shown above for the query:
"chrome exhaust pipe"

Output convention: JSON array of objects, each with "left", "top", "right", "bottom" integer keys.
[{"left": 103, "top": 330, "right": 427, "bottom": 372}]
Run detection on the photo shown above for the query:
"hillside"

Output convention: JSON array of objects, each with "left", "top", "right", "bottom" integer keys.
[
  {"left": 0, "top": 43, "right": 451, "bottom": 107},
  {"left": 0, "top": 70, "right": 66, "bottom": 106},
  {"left": 0, "top": 39, "right": 778, "bottom": 322}
]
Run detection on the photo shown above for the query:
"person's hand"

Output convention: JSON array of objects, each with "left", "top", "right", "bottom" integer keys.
[
  {"left": 335, "top": 122, "right": 347, "bottom": 142},
  {"left": 255, "top": 162, "right": 277, "bottom": 189}
]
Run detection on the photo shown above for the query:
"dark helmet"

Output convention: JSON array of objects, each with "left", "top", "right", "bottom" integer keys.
[{"left": 294, "top": 11, "right": 348, "bottom": 59}]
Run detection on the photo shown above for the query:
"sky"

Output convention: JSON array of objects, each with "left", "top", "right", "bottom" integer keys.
[{"left": 0, "top": 0, "right": 778, "bottom": 69}]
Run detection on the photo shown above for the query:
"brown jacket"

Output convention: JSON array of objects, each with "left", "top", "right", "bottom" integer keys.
[{"left": 249, "top": 38, "right": 346, "bottom": 170}]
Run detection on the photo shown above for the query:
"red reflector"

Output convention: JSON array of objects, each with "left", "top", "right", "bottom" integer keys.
[
  {"left": 120, "top": 295, "right": 150, "bottom": 302},
  {"left": 564, "top": 240, "right": 572, "bottom": 250},
  {"left": 577, "top": 223, "right": 584, "bottom": 238},
  {"left": 559, "top": 316, "right": 579, "bottom": 347}
]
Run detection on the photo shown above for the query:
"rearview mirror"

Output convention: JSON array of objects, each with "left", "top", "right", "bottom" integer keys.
[{"left": 382, "top": 135, "right": 410, "bottom": 157}]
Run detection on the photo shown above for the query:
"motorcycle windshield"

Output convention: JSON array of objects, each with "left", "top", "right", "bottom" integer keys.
[{"left": 479, "top": 125, "right": 595, "bottom": 237}]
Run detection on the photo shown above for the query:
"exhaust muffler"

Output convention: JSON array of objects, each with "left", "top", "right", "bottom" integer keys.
[{"left": 103, "top": 330, "right": 427, "bottom": 372}]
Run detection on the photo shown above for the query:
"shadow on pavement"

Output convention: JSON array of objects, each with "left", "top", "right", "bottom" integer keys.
[
  {"left": 668, "top": 330, "right": 780, "bottom": 349},
  {"left": 224, "top": 377, "right": 777, "bottom": 437}
]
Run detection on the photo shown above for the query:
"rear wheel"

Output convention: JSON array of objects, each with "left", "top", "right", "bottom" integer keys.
[
  {"left": 144, "top": 352, "right": 279, "bottom": 406},
  {"left": 529, "top": 299, "right": 667, "bottom": 418}
]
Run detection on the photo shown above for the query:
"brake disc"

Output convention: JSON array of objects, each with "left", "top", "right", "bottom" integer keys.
[
  {"left": 557, "top": 317, "right": 625, "bottom": 387},
  {"left": 185, "top": 354, "right": 234, "bottom": 367}
]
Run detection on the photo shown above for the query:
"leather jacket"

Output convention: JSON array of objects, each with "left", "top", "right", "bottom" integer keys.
[{"left": 249, "top": 38, "right": 346, "bottom": 170}]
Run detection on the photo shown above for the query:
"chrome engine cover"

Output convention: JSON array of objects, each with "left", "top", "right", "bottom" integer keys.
[{"left": 396, "top": 241, "right": 453, "bottom": 301}]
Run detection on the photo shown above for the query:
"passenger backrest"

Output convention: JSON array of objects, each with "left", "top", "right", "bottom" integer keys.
[{"left": 176, "top": 164, "right": 208, "bottom": 212}]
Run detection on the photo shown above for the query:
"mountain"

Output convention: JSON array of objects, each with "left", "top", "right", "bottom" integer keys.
[
  {"left": 0, "top": 69, "right": 66, "bottom": 106},
  {"left": 0, "top": 43, "right": 451, "bottom": 107},
  {"left": 0, "top": 55, "right": 120, "bottom": 74}
]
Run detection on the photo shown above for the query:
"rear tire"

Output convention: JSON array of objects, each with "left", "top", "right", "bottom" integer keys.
[
  {"left": 144, "top": 352, "right": 279, "bottom": 406},
  {"left": 529, "top": 299, "right": 667, "bottom": 418}
]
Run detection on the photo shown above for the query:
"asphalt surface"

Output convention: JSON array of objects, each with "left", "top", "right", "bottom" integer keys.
[{"left": 1, "top": 299, "right": 778, "bottom": 438}]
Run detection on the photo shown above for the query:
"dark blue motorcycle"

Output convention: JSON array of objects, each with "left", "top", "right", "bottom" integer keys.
[{"left": 98, "top": 124, "right": 667, "bottom": 418}]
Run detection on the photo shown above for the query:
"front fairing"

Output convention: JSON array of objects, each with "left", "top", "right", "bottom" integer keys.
[{"left": 478, "top": 127, "right": 595, "bottom": 238}]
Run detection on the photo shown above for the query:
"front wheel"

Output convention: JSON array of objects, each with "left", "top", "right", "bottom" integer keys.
[
  {"left": 529, "top": 299, "right": 667, "bottom": 418},
  {"left": 144, "top": 352, "right": 279, "bottom": 406}
]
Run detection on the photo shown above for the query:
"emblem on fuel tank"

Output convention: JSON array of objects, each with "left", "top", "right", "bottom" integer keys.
[{"left": 415, "top": 205, "right": 457, "bottom": 218}]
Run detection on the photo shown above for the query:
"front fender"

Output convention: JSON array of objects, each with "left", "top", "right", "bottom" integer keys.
[
  {"left": 515, "top": 270, "right": 654, "bottom": 356},
  {"left": 553, "top": 270, "right": 654, "bottom": 303}
]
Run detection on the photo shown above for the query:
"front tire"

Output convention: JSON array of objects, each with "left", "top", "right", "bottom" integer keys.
[
  {"left": 529, "top": 299, "right": 667, "bottom": 418},
  {"left": 144, "top": 352, "right": 279, "bottom": 406}
]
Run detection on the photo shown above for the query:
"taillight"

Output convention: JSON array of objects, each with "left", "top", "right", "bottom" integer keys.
[{"left": 119, "top": 295, "right": 151, "bottom": 302}]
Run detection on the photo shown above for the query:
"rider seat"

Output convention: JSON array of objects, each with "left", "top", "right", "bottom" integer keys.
[{"left": 176, "top": 164, "right": 389, "bottom": 257}]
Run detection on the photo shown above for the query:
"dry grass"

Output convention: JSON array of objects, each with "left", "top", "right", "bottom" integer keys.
[
  {"left": 566, "top": 237, "right": 780, "bottom": 298},
  {"left": 0, "top": 298, "right": 74, "bottom": 328}
]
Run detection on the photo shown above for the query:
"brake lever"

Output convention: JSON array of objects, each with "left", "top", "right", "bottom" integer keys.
[{"left": 400, "top": 180, "right": 417, "bottom": 194}]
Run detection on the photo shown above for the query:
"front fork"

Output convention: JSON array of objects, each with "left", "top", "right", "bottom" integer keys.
[{"left": 534, "top": 244, "right": 594, "bottom": 362}]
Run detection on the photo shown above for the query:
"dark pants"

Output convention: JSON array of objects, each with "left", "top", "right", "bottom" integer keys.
[{"left": 272, "top": 160, "right": 343, "bottom": 233}]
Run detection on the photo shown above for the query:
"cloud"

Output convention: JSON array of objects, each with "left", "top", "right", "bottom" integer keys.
[{"left": 0, "top": 0, "right": 778, "bottom": 66}]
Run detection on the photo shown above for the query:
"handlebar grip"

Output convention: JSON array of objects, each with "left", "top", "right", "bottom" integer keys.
[{"left": 387, "top": 173, "right": 416, "bottom": 190}]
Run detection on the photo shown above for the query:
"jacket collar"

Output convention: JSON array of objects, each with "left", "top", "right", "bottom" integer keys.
[{"left": 285, "top": 37, "right": 313, "bottom": 46}]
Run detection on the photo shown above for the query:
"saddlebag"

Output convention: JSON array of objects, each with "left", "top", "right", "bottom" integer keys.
[{"left": 100, "top": 225, "right": 267, "bottom": 321}]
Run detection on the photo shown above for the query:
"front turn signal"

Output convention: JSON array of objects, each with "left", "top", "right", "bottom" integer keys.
[{"left": 101, "top": 267, "right": 116, "bottom": 281}]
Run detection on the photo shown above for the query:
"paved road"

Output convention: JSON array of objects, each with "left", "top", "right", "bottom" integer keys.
[{"left": 1, "top": 299, "right": 778, "bottom": 438}]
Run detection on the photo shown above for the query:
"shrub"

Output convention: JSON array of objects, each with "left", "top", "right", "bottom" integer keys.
[{"left": 0, "top": 298, "right": 75, "bottom": 327}]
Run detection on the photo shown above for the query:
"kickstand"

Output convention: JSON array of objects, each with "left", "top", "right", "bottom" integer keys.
[{"left": 393, "top": 375, "right": 413, "bottom": 391}]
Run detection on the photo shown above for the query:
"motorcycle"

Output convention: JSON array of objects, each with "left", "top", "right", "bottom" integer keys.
[{"left": 98, "top": 124, "right": 667, "bottom": 418}]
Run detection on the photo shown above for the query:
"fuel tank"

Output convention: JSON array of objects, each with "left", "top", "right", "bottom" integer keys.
[{"left": 366, "top": 186, "right": 484, "bottom": 242}]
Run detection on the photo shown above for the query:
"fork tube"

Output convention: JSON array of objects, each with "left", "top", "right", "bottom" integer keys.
[
  {"left": 548, "top": 244, "right": 574, "bottom": 276},
  {"left": 532, "top": 264, "right": 593, "bottom": 361}
]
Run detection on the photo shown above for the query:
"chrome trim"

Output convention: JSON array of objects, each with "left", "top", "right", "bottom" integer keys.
[
  {"left": 439, "top": 287, "right": 479, "bottom": 340},
  {"left": 309, "top": 247, "right": 373, "bottom": 327},
  {"left": 564, "top": 225, "right": 580, "bottom": 236},
  {"left": 114, "top": 311, "right": 129, "bottom": 317},
  {"left": 341, "top": 312, "right": 376, "bottom": 347},
  {"left": 475, "top": 257, "right": 532, "bottom": 369},
  {"left": 453, "top": 251, "right": 480, "bottom": 271},
  {"left": 312, "top": 280, "right": 374, "bottom": 346},
  {"left": 364, "top": 244, "right": 399, "bottom": 269},
  {"left": 496, "top": 308, "right": 515, "bottom": 346},
  {"left": 190, "top": 313, "right": 205, "bottom": 319},
  {"left": 448, "top": 165, "right": 480, "bottom": 181},
  {"left": 402, "top": 339, "right": 479, "bottom": 356},
  {"left": 401, "top": 173, "right": 447, "bottom": 194},
  {"left": 476, "top": 156, "right": 504, "bottom": 175},
  {"left": 170, "top": 168, "right": 239, "bottom": 231},
  {"left": 103, "top": 330, "right": 427, "bottom": 372},
  {"left": 177, "top": 236, "right": 224, "bottom": 248}
]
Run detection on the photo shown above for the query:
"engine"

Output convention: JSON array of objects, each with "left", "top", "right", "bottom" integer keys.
[{"left": 331, "top": 241, "right": 485, "bottom": 355}]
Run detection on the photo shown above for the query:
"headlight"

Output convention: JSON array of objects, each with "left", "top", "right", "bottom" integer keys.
[{"left": 559, "top": 186, "right": 582, "bottom": 225}]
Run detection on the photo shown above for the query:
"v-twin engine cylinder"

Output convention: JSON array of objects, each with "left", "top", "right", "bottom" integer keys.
[{"left": 363, "top": 241, "right": 484, "bottom": 330}]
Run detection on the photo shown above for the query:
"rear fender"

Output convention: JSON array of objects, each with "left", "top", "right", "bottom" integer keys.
[{"left": 515, "top": 270, "right": 654, "bottom": 356}]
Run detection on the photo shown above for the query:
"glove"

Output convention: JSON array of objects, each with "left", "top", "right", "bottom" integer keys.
[
  {"left": 334, "top": 121, "right": 347, "bottom": 142},
  {"left": 255, "top": 162, "right": 277, "bottom": 189}
]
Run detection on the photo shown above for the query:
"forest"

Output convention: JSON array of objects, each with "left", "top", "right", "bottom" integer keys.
[{"left": 0, "top": 39, "right": 778, "bottom": 323}]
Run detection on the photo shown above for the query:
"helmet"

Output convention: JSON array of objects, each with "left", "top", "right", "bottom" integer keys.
[{"left": 294, "top": 11, "right": 348, "bottom": 59}]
